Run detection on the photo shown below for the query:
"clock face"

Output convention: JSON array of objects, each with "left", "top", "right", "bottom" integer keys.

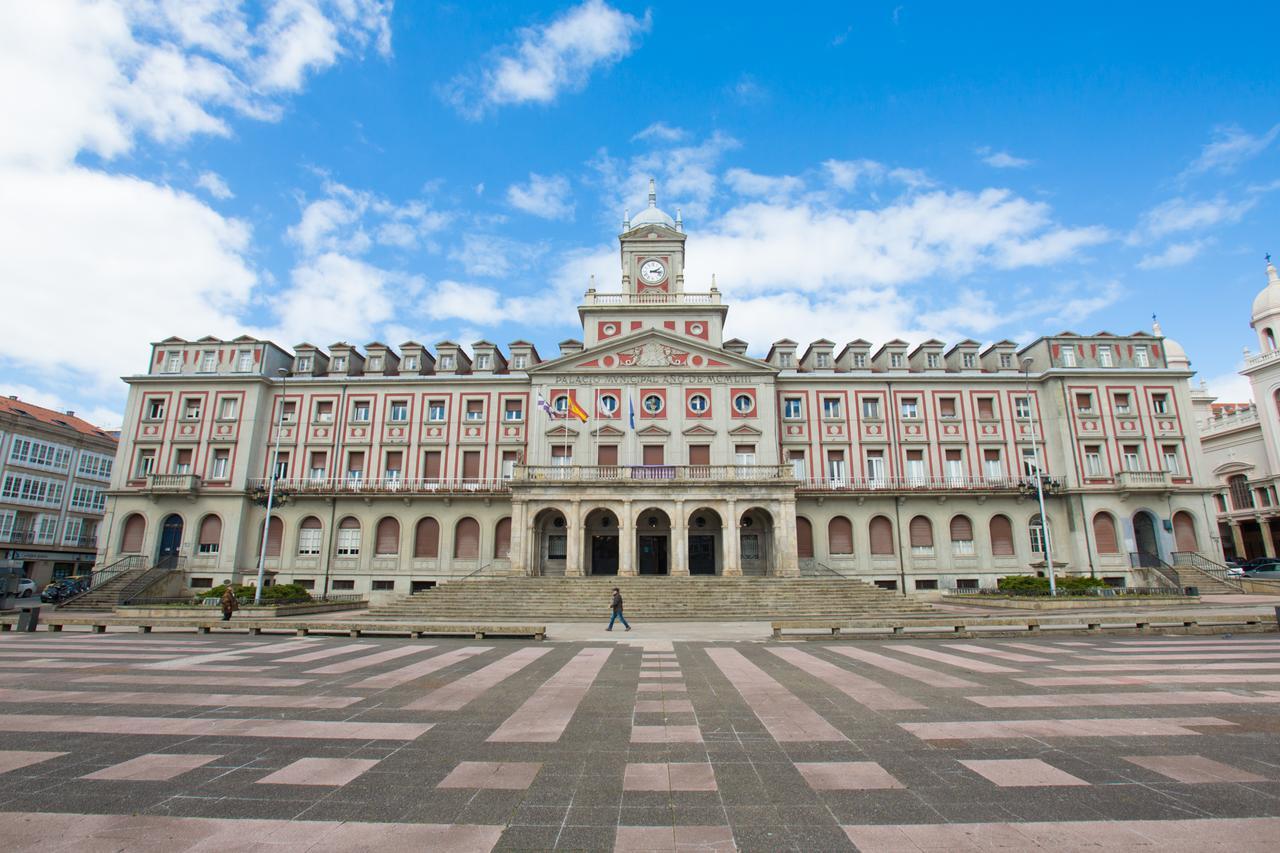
[{"left": 639, "top": 259, "right": 666, "bottom": 283}]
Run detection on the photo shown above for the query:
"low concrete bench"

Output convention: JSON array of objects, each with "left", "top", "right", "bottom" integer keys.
[
  {"left": 772, "top": 612, "right": 1277, "bottom": 640},
  {"left": 0, "top": 614, "right": 545, "bottom": 641}
]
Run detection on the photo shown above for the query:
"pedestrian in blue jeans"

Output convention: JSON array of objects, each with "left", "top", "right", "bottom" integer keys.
[{"left": 607, "top": 586, "right": 631, "bottom": 631}]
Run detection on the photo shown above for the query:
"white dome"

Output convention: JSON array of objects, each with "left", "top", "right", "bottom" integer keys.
[
  {"left": 1164, "top": 336, "right": 1189, "bottom": 368},
  {"left": 1251, "top": 260, "right": 1280, "bottom": 322},
  {"left": 623, "top": 178, "right": 679, "bottom": 232}
]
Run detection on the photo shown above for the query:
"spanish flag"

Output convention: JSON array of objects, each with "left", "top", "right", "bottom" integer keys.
[{"left": 567, "top": 394, "right": 589, "bottom": 423}]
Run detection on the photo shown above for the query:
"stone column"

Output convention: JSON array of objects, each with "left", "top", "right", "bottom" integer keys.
[
  {"left": 777, "top": 498, "right": 800, "bottom": 577},
  {"left": 1261, "top": 517, "right": 1276, "bottom": 558},
  {"left": 723, "top": 498, "right": 741, "bottom": 576},
  {"left": 1229, "top": 519, "right": 1247, "bottom": 559},
  {"left": 508, "top": 499, "right": 527, "bottom": 576},
  {"left": 671, "top": 499, "right": 689, "bottom": 576},
  {"left": 565, "top": 500, "right": 583, "bottom": 576},
  {"left": 619, "top": 499, "right": 636, "bottom": 576}
]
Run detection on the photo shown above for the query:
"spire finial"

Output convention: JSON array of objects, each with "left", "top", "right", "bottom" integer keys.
[
  {"left": 675, "top": 207, "right": 682, "bottom": 232},
  {"left": 711, "top": 273, "right": 717, "bottom": 291},
  {"left": 1151, "top": 312, "right": 1162, "bottom": 336},
  {"left": 1268, "top": 253, "right": 1280, "bottom": 285},
  {"left": 647, "top": 177, "right": 656, "bottom": 208},
  {"left": 622, "top": 208, "right": 630, "bottom": 230}
]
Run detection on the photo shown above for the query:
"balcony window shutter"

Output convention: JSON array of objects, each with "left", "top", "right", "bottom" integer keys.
[
  {"left": 1092, "top": 513, "right": 1118, "bottom": 554},
  {"left": 462, "top": 451, "right": 481, "bottom": 480},
  {"left": 940, "top": 398, "right": 956, "bottom": 417},
  {"left": 424, "top": 452, "right": 442, "bottom": 479},
  {"left": 828, "top": 517, "right": 853, "bottom": 554},
  {"left": 950, "top": 515, "right": 973, "bottom": 542},
  {"left": 264, "top": 517, "right": 283, "bottom": 557},
  {"left": 688, "top": 445, "right": 710, "bottom": 466},
  {"left": 643, "top": 445, "right": 664, "bottom": 466},
  {"left": 494, "top": 518, "right": 512, "bottom": 558},
  {"left": 977, "top": 397, "right": 994, "bottom": 419},
  {"left": 990, "top": 515, "right": 1015, "bottom": 556},
  {"left": 414, "top": 517, "right": 439, "bottom": 558},
  {"left": 454, "top": 518, "right": 479, "bottom": 559},
  {"left": 121, "top": 515, "right": 145, "bottom": 552},
  {"left": 869, "top": 516, "right": 894, "bottom": 555},
  {"left": 1173, "top": 512, "right": 1198, "bottom": 552},
  {"left": 375, "top": 517, "right": 399, "bottom": 555},
  {"left": 909, "top": 516, "right": 933, "bottom": 548},
  {"left": 385, "top": 451, "right": 402, "bottom": 473},
  {"left": 796, "top": 517, "right": 814, "bottom": 558},
  {"left": 199, "top": 515, "right": 221, "bottom": 548},
  {"left": 598, "top": 445, "right": 618, "bottom": 466}
]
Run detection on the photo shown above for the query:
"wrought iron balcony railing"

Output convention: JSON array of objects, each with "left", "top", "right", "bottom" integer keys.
[
  {"left": 797, "top": 475, "right": 1026, "bottom": 493},
  {"left": 247, "top": 477, "right": 510, "bottom": 495},
  {"left": 513, "top": 464, "right": 795, "bottom": 483}
]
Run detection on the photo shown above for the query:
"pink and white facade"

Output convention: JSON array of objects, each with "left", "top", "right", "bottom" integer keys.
[{"left": 99, "top": 187, "right": 1219, "bottom": 595}]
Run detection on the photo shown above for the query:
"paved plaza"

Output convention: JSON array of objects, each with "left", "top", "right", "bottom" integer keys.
[{"left": 0, "top": 631, "right": 1277, "bottom": 850}]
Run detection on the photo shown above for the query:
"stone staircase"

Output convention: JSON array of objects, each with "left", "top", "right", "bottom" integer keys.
[
  {"left": 1169, "top": 552, "right": 1244, "bottom": 595},
  {"left": 366, "top": 576, "right": 937, "bottom": 622},
  {"left": 56, "top": 557, "right": 153, "bottom": 611}
]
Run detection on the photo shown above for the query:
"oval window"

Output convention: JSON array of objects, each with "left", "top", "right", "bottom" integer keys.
[
  {"left": 600, "top": 394, "right": 618, "bottom": 414},
  {"left": 689, "top": 394, "right": 709, "bottom": 413},
  {"left": 603, "top": 323, "right": 617, "bottom": 335},
  {"left": 553, "top": 395, "right": 568, "bottom": 413},
  {"left": 733, "top": 393, "right": 754, "bottom": 414},
  {"left": 643, "top": 394, "right": 663, "bottom": 414}
]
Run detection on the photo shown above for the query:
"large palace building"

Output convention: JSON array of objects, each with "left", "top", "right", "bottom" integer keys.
[{"left": 98, "top": 185, "right": 1219, "bottom": 595}]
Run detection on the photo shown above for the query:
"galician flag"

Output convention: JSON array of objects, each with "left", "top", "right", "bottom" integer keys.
[
  {"left": 567, "top": 394, "right": 589, "bottom": 423},
  {"left": 536, "top": 394, "right": 554, "bottom": 417}
]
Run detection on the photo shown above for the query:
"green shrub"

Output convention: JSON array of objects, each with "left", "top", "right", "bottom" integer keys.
[
  {"left": 996, "top": 574, "right": 1107, "bottom": 593},
  {"left": 201, "top": 583, "right": 312, "bottom": 604}
]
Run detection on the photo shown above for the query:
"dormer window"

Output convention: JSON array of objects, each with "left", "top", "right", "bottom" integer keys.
[
  {"left": 962, "top": 353, "right": 977, "bottom": 369},
  {"left": 199, "top": 351, "right": 216, "bottom": 373},
  {"left": 439, "top": 355, "right": 455, "bottom": 370},
  {"left": 1135, "top": 346, "right": 1150, "bottom": 367},
  {"left": 999, "top": 353, "right": 1013, "bottom": 369},
  {"left": 368, "top": 356, "right": 382, "bottom": 371},
  {"left": 402, "top": 356, "right": 418, "bottom": 371},
  {"left": 476, "top": 354, "right": 491, "bottom": 370},
  {"left": 890, "top": 353, "right": 904, "bottom": 368},
  {"left": 926, "top": 353, "right": 941, "bottom": 369},
  {"left": 1099, "top": 348, "right": 1113, "bottom": 367},
  {"left": 816, "top": 353, "right": 830, "bottom": 368},
  {"left": 779, "top": 353, "right": 793, "bottom": 367},
  {"left": 1061, "top": 347, "right": 1076, "bottom": 367},
  {"left": 236, "top": 350, "right": 253, "bottom": 372},
  {"left": 852, "top": 354, "right": 867, "bottom": 368},
  {"left": 296, "top": 356, "right": 312, "bottom": 372},
  {"left": 164, "top": 352, "right": 181, "bottom": 373},
  {"left": 332, "top": 356, "right": 347, "bottom": 371},
  {"left": 512, "top": 355, "right": 527, "bottom": 369}
]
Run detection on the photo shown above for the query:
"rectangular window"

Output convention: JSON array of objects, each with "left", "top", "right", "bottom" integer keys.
[
  {"left": 385, "top": 450, "right": 403, "bottom": 482},
  {"left": 1135, "top": 346, "right": 1150, "bottom": 367},
  {"left": 852, "top": 353, "right": 867, "bottom": 368},
  {"left": 1000, "top": 353, "right": 1013, "bottom": 368},
  {"left": 552, "top": 444, "right": 573, "bottom": 468},
  {"left": 926, "top": 353, "right": 941, "bottom": 369},
  {"left": 740, "top": 534, "right": 761, "bottom": 559},
  {"left": 236, "top": 350, "right": 253, "bottom": 372},
  {"left": 861, "top": 397, "right": 881, "bottom": 419},
  {"left": 1085, "top": 446, "right": 1104, "bottom": 476},
  {"left": 962, "top": 353, "right": 977, "bottom": 368},
  {"left": 164, "top": 352, "right": 181, "bottom": 373},
  {"left": 865, "top": 450, "right": 886, "bottom": 485},
  {"left": 174, "top": 448, "right": 193, "bottom": 474},
  {"left": 890, "top": 353, "right": 904, "bottom": 368},
  {"left": 462, "top": 451, "right": 481, "bottom": 481},
  {"left": 1075, "top": 392, "right": 1094, "bottom": 413},
  {"left": 273, "top": 452, "right": 289, "bottom": 480},
  {"left": 778, "top": 352, "right": 793, "bottom": 367},
  {"left": 547, "top": 534, "right": 567, "bottom": 559},
  {"left": 332, "top": 356, "right": 347, "bottom": 371},
  {"left": 332, "top": 579, "right": 355, "bottom": 591},
  {"left": 783, "top": 397, "right": 802, "bottom": 419},
  {"left": 983, "top": 448, "right": 1002, "bottom": 481},
  {"left": 939, "top": 397, "right": 957, "bottom": 418},
  {"left": 1114, "top": 393, "right": 1132, "bottom": 415},
  {"left": 822, "top": 397, "right": 842, "bottom": 419},
  {"left": 191, "top": 577, "right": 214, "bottom": 588},
  {"left": 815, "top": 353, "right": 830, "bottom": 368},
  {"left": 314, "top": 400, "right": 333, "bottom": 422},
  {"left": 336, "top": 527, "right": 360, "bottom": 556},
  {"left": 905, "top": 449, "right": 926, "bottom": 485},
  {"left": 217, "top": 397, "right": 238, "bottom": 420},
  {"left": 944, "top": 448, "right": 964, "bottom": 484},
  {"left": 182, "top": 398, "right": 201, "bottom": 420},
  {"left": 502, "top": 450, "right": 519, "bottom": 480},
  {"left": 504, "top": 399, "right": 524, "bottom": 421},
  {"left": 146, "top": 398, "right": 166, "bottom": 420},
  {"left": 826, "top": 449, "right": 846, "bottom": 485},
  {"left": 402, "top": 355, "right": 418, "bottom": 371},
  {"left": 1098, "top": 348, "right": 1113, "bottom": 367},
  {"left": 1162, "top": 445, "right": 1181, "bottom": 475},
  {"left": 438, "top": 355, "right": 455, "bottom": 370},
  {"left": 643, "top": 445, "right": 665, "bottom": 466},
  {"left": 351, "top": 401, "right": 371, "bottom": 422},
  {"left": 423, "top": 451, "right": 442, "bottom": 480},
  {"left": 210, "top": 449, "right": 229, "bottom": 480},
  {"left": 1022, "top": 447, "right": 1040, "bottom": 477},
  {"left": 199, "top": 351, "right": 216, "bottom": 373},
  {"left": 1152, "top": 393, "right": 1169, "bottom": 414},
  {"left": 367, "top": 356, "right": 382, "bottom": 371},
  {"left": 296, "top": 356, "right": 312, "bottom": 372},
  {"left": 346, "top": 452, "right": 365, "bottom": 481},
  {"left": 1014, "top": 396, "right": 1031, "bottom": 419},
  {"left": 371, "top": 580, "right": 395, "bottom": 591},
  {"left": 1061, "top": 347, "right": 1076, "bottom": 367},
  {"left": 789, "top": 449, "right": 806, "bottom": 480},
  {"left": 977, "top": 397, "right": 995, "bottom": 420},
  {"left": 389, "top": 400, "right": 408, "bottom": 422},
  {"left": 1122, "top": 445, "right": 1141, "bottom": 471},
  {"left": 512, "top": 355, "right": 527, "bottom": 369},
  {"left": 475, "top": 354, "right": 491, "bottom": 370},
  {"left": 281, "top": 400, "right": 296, "bottom": 423},
  {"left": 465, "top": 400, "right": 484, "bottom": 421},
  {"left": 308, "top": 451, "right": 327, "bottom": 480},
  {"left": 736, "top": 444, "right": 757, "bottom": 477},
  {"left": 899, "top": 397, "right": 919, "bottom": 419},
  {"left": 428, "top": 400, "right": 446, "bottom": 422}
]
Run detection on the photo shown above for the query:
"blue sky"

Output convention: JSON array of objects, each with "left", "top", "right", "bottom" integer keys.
[{"left": 2, "top": 1, "right": 1278, "bottom": 426}]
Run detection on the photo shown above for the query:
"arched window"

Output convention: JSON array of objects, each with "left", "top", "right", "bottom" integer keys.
[
  {"left": 454, "top": 517, "right": 480, "bottom": 559},
  {"left": 1172, "top": 511, "right": 1199, "bottom": 552},
  {"left": 375, "top": 517, "right": 400, "bottom": 556},
  {"left": 909, "top": 516, "right": 934, "bottom": 555},
  {"left": 1029, "top": 514, "right": 1048, "bottom": 554},
  {"left": 1229, "top": 475, "right": 1254, "bottom": 511},
  {"left": 949, "top": 515, "right": 974, "bottom": 555},
  {"left": 796, "top": 517, "right": 814, "bottom": 558},
  {"left": 120, "top": 514, "right": 146, "bottom": 553},
  {"left": 297, "top": 516, "right": 322, "bottom": 555},
  {"left": 869, "top": 516, "right": 894, "bottom": 555},
  {"left": 827, "top": 517, "right": 853, "bottom": 555},
  {"left": 198, "top": 515, "right": 222, "bottom": 555},
  {"left": 1092, "top": 512, "right": 1119, "bottom": 554},
  {"left": 494, "top": 517, "right": 512, "bottom": 558},
  {"left": 1267, "top": 328, "right": 1277, "bottom": 352},
  {"left": 336, "top": 517, "right": 361, "bottom": 556},
  {"left": 414, "top": 517, "right": 440, "bottom": 558},
  {"left": 260, "top": 516, "right": 283, "bottom": 557},
  {"left": 989, "top": 515, "right": 1014, "bottom": 556}
]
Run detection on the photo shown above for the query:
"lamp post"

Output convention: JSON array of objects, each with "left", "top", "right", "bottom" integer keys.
[
  {"left": 254, "top": 367, "right": 289, "bottom": 604},
  {"left": 1021, "top": 357, "right": 1056, "bottom": 596}
]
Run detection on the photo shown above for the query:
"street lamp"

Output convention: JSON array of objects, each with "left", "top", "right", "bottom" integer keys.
[
  {"left": 1020, "top": 356, "right": 1056, "bottom": 596},
  {"left": 254, "top": 367, "right": 290, "bottom": 604}
]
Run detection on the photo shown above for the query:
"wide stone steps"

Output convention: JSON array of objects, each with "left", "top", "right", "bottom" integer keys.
[
  {"left": 1173, "top": 565, "right": 1240, "bottom": 594},
  {"left": 366, "top": 577, "right": 936, "bottom": 621},
  {"left": 57, "top": 568, "right": 148, "bottom": 611}
]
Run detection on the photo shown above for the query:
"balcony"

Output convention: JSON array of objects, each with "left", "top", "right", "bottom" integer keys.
[
  {"left": 247, "top": 477, "right": 510, "bottom": 496},
  {"left": 0, "top": 528, "right": 96, "bottom": 548},
  {"left": 798, "top": 475, "right": 1026, "bottom": 494},
  {"left": 145, "top": 473, "right": 202, "bottom": 493},
  {"left": 1115, "top": 470, "right": 1171, "bottom": 492},
  {"left": 582, "top": 291, "right": 721, "bottom": 306},
  {"left": 513, "top": 464, "right": 795, "bottom": 485}
]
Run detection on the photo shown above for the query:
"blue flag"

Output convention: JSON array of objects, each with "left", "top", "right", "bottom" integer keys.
[{"left": 628, "top": 393, "right": 636, "bottom": 430}]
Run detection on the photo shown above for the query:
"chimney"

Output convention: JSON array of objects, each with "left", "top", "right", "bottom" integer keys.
[{"left": 65, "top": 410, "right": 76, "bottom": 417}]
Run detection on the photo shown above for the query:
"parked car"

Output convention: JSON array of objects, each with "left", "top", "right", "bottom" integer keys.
[
  {"left": 15, "top": 578, "right": 36, "bottom": 597},
  {"left": 1237, "top": 557, "right": 1280, "bottom": 572},
  {"left": 1243, "top": 563, "right": 1280, "bottom": 579}
]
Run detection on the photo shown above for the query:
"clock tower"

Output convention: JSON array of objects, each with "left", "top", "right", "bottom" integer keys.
[{"left": 579, "top": 179, "right": 728, "bottom": 348}]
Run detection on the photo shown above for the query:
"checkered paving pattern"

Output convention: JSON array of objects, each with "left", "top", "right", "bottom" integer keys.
[{"left": 0, "top": 632, "right": 1278, "bottom": 850}]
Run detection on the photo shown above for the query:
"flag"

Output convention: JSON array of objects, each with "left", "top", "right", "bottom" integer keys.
[
  {"left": 536, "top": 394, "right": 554, "bottom": 417},
  {"left": 568, "top": 394, "right": 589, "bottom": 423},
  {"left": 628, "top": 393, "right": 636, "bottom": 430}
]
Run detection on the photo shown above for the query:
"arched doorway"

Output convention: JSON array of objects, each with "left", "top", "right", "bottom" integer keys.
[
  {"left": 635, "top": 508, "right": 670, "bottom": 575},
  {"left": 1172, "top": 511, "right": 1199, "bottom": 553},
  {"left": 738, "top": 507, "right": 775, "bottom": 576},
  {"left": 687, "top": 507, "right": 722, "bottom": 575},
  {"left": 157, "top": 514, "right": 183, "bottom": 567},
  {"left": 584, "top": 508, "right": 619, "bottom": 575},
  {"left": 533, "top": 509, "right": 568, "bottom": 576},
  {"left": 1133, "top": 510, "right": 1160, "bottom": 561}
]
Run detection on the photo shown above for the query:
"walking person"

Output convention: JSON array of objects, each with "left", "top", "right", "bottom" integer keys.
[
  {"left": 220, "top": 587, "right": 239, "bottom": 621},
  {"left": 607, "top": 586, "right": 631, "bottom": 631}
]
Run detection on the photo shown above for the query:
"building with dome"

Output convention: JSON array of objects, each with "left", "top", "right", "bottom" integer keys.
[
  {"left": 1196, "top": 258, "right": 1280, "bottom": 561},
  {"left": 95, "top": 185, "right": 1220, "bottom": 598}
]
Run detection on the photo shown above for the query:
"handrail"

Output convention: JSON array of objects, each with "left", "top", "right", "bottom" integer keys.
[
  {"left": 120, "top": 557, "right": 187, "bottom": 605},
  {"left": 55, "top": 555, "right": 146, "bottom": 607},
  {"left": 1171, "top": 551, "right": 1244, "bottom": 591},
  {"left": 798, "top": 475, "right": 1025, "bottom": 492},
  {"left": 1128, "top": 550, "right": 1181, "bottom": 590},
  {"left": 457, "top": 561, "right": 497, "bottom": 581},
  {"left": 804, "top": 561, "right": 857, "bottom": 580},
  {"left": 515, "top": 464, "right": 795, "bottom": 483},
  {"left": 248, "top": 477, "right": 511, "bottom": 494}
]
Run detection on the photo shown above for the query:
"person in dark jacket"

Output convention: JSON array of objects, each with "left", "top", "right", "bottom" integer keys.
[
  {"left": 220, "top": 587, "right": 239, "bottom": 621},
  {"left": 607, "top": 586, "right": 630, "bottom": 631}
]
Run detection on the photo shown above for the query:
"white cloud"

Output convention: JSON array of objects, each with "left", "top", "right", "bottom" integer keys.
[
  {"left": 261, "top": 252, "right": 417, "bottom": 346},
  {"left": 632, "top": 122, "right": 685, "bottom": 143},
  {"left": 507, "top": 173, "right": 575, "bottom": 220},
  {"left": 1137, "top": 240, "right": 1206, "bottom": 270},
  {"left": 977, "top": 146, "right": 1033, "bottom": 169},
  {"left": 448, "top": 234, "right": 548, "bottom": 278},
  {"left": 823, "top": 159, "right": 933, "bottom": 192},
  {"left": 1202, "top": 368, "right": 1253, "bottom": 404},
  {"left": 445, "top": 0, "right": 650, "bottom": 118},
  {"left": 729, "top": 74, "right": 769, "bottom": 104},
  {"left": 0, "top": 1, "right": 392, "bottom": 169},
  {"left": 0, "top": 383, "right": 124, "bottom": 431},
  {"left": 288, "top": 180, "right": 448, "bottom": 255},
  {"left": 1183, "top": 123, "right": 1280, "bottom": 177},
  {"left": 592, "top": 131, "right": 741, "bottom": 221},
  {"left": 1135, "top": 195, "right": 1255, "bottom": 240},
  {"left": 195, "top": 170, "right": 234, "bottom": 199},
  {"left": 423, "top": 280, "right": 507, "bottom": 326},
  {"left": 724, "top": 168, "right": 805, "bottom": 199}
]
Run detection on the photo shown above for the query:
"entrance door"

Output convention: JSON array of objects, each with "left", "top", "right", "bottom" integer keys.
[
  {"left": 157, "top": 514, "right": 183, "bottom": 567},
  {"left": 688, "top": 535, "right": 716, "bottom": 575},
  {"left": 637, "top": 535, "right": 668, "bottom": 575},
  {"left": 1133, "top": 512, "right": 1159, "bottom": 561},
  {"left": 591, "top": 535, "right": 619, "bottom": 575}
]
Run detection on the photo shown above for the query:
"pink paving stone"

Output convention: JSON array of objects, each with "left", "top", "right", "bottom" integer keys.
[
  {"left": 76, "top": 674, "right": 313, "bottom": 688},
  {"left": 437, "top": 761, "right": 542, "bottom": 790},
  {"left": 631, "top": 725, "right": 704, "bottom": 743},
  {"left": 796, "top": 761, "right": 904, "bottom": 791},
  {"left": 901, "top": 717, "right": 1235, "bottom": 741},
  {"left": 637, "top": 682, "right": 686, "bottom": 693},
  {"left": 488, "top": 648, "right": 612, "bottom": 743},
  {"left": 635, "top": 698, "right": 695, "bottom": 713},
  {"left": 892, "top": 645, "right": 1021, "bottom": 674},
  {"left": 941, "top": 643, "right": 1054, "bottom": 663},
  {"left": 666, "top": 763, "right": 718, "bottom": 791},
  {"left": 1052, "top": 661, "right": 1280, "bottom": 672},
  {"left": 639, "top": 672, "right": 685, "bottom": 679},
  {"left": 350, "top": 646, "right": 491, "bottom": 689},
  {"left": 0, "top": 713, "right": 432, "bottom": 741},
  {"left": 706, "top": 648, "right": 845, "bottom": 742},
  {"left": 82, "top": 753, "right": 220, "bottom": 782},
  {"left": 615, "top": 826, "right": 736, "bottom": 852},
  {"left": 825, "top": 646, "right": 980, "bottom": 689},
  {"left": 257, "top": 757, "right": 381, "bottom": 786},
  {"left": 1123, "top": 754, "right": 1268, "bottom": 784},
  {"left": 1075, "top": 652, "right": 1280, "bottom": 662},
  {"left": 960, "top": 759, "right": 1089, "bottom": 787},
  {"left": 622, "top": 763, "right": 670, "bottom": 790},
  {"left": 306, "top": 644, "right": 432, "bottom": 674},
  {"left": 273, "top": 642, "right": 373, "bottom": 663},
  {"left": 970, "top": 690, "right": 1280, "bottom": 708},
  {"left": 0, "top": 751, "right": 65, "bottom": 774},
  {"left": 0, "top": 687, "right": 360, "bottom": 710},
  {"left": 1016, "top": 674, "right": 1280, "bottom": 687},
  {"left": 405, "top": 647, "right": 552, "bottom": 712},
  {"left": 767, "top": 647, "right": 925, "bottom": 711}
]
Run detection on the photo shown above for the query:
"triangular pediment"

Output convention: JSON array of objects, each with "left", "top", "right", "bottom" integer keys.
[
  {"left": 682, "top": 424, "right": 717, "bottom": 437},
  {"left": 590, "top": 424, "right": 626, "bottom": 438},
  {"left": 728, "top": 424, "right": 763, "bottom": 437},
  {"left": 529, "top": 327, "right": 775, "bottom": 375},
  {"left": 545, "top": 424, "right": 581, "bottom": 439},
  {"left": 636, "top": 424, "right": 671, "bottom": 437}
]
